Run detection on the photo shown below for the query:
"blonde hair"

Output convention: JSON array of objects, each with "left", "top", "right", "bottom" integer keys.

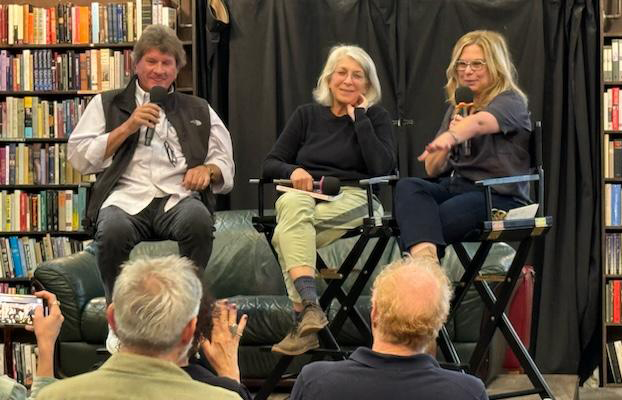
[
  {"left": 445, "top": 30, "right": 527, "bottom": 109},
  {"left": 372, "top": 256, "right": 452, "bottom": 350},
  {"left": 313, "top": 45, "right": 382, "bottom": 107}
]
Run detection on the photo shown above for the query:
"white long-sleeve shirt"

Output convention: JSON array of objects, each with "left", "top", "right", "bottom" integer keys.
[{"left": 68, "top": 85, "right": 234, "bottom": 215}]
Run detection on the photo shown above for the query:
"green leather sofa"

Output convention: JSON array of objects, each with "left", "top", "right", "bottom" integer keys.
[{"left": 33, "top": 209, "right": 513, "bottom": 380}]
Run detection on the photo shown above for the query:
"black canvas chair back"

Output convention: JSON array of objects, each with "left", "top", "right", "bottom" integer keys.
[{"left": 439, "top": 121, "right": 555, "bottom": 399}]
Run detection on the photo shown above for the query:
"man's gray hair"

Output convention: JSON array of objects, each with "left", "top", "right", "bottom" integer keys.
[
  {"left": 112, "top": 255, "right": 202, "bottom": 354},
  {"left": 313, "top": 44, "right": 382, "bottom": 107},
  {"left": 132, "top": 25, "right": 187, "bottom": 70}
]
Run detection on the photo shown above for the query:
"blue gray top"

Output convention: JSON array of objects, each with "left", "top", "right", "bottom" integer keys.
[{"left": 439, "top": 90, "right": 532, "bottom": 203}]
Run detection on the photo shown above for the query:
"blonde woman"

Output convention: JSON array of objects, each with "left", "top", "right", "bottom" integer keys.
[
  {"left": 395, "top": 30, "right": 532, "bottom": 261},
  {"left": 262, "top": 45, "right": 395, "bottom": 356}
]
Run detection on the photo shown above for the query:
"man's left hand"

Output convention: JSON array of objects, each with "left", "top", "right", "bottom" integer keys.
[{"left": 183, "top": 165, "right": 212, "bottom": 191}]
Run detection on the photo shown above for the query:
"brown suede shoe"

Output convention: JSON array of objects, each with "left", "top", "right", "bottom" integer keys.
[
  {"left": 271, "top": 330, "right": 320, "bottom": 356},
  {"left": 298, "top": 302, "right": 329, "bottom": 336}
]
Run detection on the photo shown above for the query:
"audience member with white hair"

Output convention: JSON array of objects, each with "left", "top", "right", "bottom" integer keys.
[
  {"left": 37, "top": 255, "right": 241, "bottom": 400},
  {"left": 290, "top": 256, "right": 488, "bottom": 400}
]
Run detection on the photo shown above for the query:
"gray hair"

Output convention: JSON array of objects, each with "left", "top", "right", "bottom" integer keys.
[
  {"left": 112, "top": 255, "right": 202, "bottom": 354},
  {"left": 312, "top": 45, "right": 382, "bottom": 107},
  {"left": 132, "top": 25, "right": 187, "bottom": 70}
]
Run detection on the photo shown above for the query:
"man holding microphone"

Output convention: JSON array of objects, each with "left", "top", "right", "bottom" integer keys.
[{"left": 68, "top": 25, "right": 234, "bottom": 352}]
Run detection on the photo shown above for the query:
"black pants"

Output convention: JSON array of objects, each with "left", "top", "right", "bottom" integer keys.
[
  {"left": 394, "top": 176, "right": 523, "bottom": 255},
  {"left": 95, "top": 195, "right": 214, "bottom": 303}
]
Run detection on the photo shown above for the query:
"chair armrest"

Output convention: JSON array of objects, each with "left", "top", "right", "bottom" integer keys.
[
  {"left": 249, "top": 178, "right": 273, "bottom": 217},
  {"left": 358, "top": 175, "right": 399, "bottom": 219},
  {"left": 475, "top": 173, "right": 539, "bottom": 187},
  {"left": 248, "top": 178, "right": 273, "bottom": 185},
  {"left": 358, "top": 174, "right": 399, "bottom": 186},
  {"left": 475, "top": 173, "right": 542, "bottom": 220},
  {"left": 34, "top": 251, "right": 104, "bottom": 342}
]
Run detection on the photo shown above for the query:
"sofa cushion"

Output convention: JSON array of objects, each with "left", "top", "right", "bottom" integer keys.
[
  {"left": 81, "top": 297, "right": 108, "bottom": 343},
  {"left": 34, "top": 251, "right": 104, "bottom": 342},
  {"left": 230, "top": 295, "right": 293, "bottom": 345}
]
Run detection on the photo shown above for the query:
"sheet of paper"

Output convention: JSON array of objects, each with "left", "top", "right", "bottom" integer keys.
[{"left": 505, "top": 203, "right": 539, "bottom": 220}]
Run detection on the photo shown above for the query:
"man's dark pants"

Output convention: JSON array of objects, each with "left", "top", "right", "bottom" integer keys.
[{"left": 95, "top": 195, "right": 214, "bottom": 303}]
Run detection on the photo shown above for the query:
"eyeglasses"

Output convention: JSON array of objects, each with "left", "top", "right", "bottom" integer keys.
[
  {"left": 163, "top": 140, "right": 177, "bottom": 167},
  {"left": 334, "top": 69, "right": 366, "bottom": 82},
  {"left": 455, "top": 59, "right": 487, "bottom": 71}
]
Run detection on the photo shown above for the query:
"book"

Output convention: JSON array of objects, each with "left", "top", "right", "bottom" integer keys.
[
  {"left": 605, "top": 46, "right": 613, "bottom": 82},
  {"left": 0, "top": 239, "right": 9, "bottom": 279},
  {"left": 91, "top": 3, "right": 99, "bottom": 44},
  {"left": 16, "top": 236, "right": 27, "bottom": 276},
  {"left": 615, "top": 280, "right": 621, "bottom": 324},
  {"left": 3, "top": 239, "right": 13, "bottom": 278},
  {"left": 8, "top": 236, "right": 23, "bottom": 277},
  {"left": 615, "top": 341, "right": 622, "bottom": 383},
  {"left": 612, "top": 184, "right": 621, "bottom": 226},
  {"left": 42, "top": 234, "right": 53, "bottom": 261}
]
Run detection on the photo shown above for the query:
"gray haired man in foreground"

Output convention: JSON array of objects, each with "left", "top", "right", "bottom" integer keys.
[{"left": 38, "top": 255, "right": 241, "bottom": 400}]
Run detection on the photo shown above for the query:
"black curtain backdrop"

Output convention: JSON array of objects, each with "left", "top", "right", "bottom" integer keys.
[
  {"left": 197, "top": 0, "right": 600, "bottom": 378},
  {"left": 536, "top": 0, "right": 600, "bottom": 380}
]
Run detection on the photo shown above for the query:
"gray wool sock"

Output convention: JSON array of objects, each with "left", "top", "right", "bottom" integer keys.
[{"left": 293, "top": 276, "right": 319, "bottom": 304}]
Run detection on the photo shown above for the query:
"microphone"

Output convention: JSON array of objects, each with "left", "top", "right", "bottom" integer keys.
[
  {"left": 455, "top": 86, "right": 474, "bottom": 156},
  {"left": 144, "top": 86, "right": 169, "bottom": 146},
  {"left": 273, "top": 176, "right": 341, "bottom": 196}
]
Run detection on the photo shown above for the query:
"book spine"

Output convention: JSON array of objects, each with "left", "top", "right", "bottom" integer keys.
[
  {"left": 8, "top": 236, "right": 23, "bottom": 278},
  {"left": 613, "top": 184, "right": 621, "bottom": 226},
  {"left": 615, "top": 280, "right": 621, "bottom": 324}
]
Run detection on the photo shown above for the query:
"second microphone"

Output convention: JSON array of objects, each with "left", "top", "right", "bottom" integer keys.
[{"left": 273, "top": 176, "right": 341, "bottom": 196}]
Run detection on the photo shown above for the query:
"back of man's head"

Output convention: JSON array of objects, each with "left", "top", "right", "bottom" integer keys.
[
  {"left": 371, "top": 255, "right": 452, "bottom": 352},
  {"left": 112, "top": 255, "right": 202, "bottom": 354}
]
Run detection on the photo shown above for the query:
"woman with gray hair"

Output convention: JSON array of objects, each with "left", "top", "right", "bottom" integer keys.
[{"left": 262, "top": 45, "right": 395, "bottom": 356}]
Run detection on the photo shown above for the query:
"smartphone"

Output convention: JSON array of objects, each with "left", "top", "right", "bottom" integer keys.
[{"left": 0, "top": 294, "right": 44, "bottom": 327}]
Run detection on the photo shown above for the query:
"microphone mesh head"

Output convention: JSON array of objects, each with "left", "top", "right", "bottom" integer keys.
[
  {"left": 320, "top": 176, "right": 341, "bottom": 196},
  {"left": 150, "top": 86, "right": 169, "bottom": 105},
  {"left": 455, "top": 86, "right": 475, "bottom": 104}
]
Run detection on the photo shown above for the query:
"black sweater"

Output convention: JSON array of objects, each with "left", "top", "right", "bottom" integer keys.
[{"left": 262, "top": 104, "right": 395, "bottom": 181}]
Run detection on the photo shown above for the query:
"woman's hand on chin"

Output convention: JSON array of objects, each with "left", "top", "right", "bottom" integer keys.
[{"left": 347, "top": 94, "right": 368, "bottom": 121}]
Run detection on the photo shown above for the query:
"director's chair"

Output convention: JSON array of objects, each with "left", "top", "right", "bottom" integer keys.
[
  {"left": 249, "top": 175, "right": 398, "bottom": 400},
  {"left": 436, "top": 121, "right": 555, "bottom": 399}
]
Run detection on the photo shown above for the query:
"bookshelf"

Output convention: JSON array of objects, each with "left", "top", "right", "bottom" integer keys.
[
  {"left": 0, "top": 279, "right": 40, "bottom": 386},
  {"left": 602, "top": 0, "right": 622, "bottom": 387},
  {"left": 0, "top": 0, "right": 197, "bottom": 274},
  {"left": 0, "top": 0, "right": 198, "bottom": 382}
]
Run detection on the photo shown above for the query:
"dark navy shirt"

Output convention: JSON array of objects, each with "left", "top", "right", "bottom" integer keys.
[{"left": 290, "top": 347, "right": 488, "bottom": 400}]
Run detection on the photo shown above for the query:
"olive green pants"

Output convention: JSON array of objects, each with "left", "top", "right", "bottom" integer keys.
[{"left": 272, "top": 187, "right": 383, "bottom": 303}]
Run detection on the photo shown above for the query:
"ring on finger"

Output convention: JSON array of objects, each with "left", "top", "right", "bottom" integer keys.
[{"left": 229, "top": 323, "right": 238, "bottom": 336}]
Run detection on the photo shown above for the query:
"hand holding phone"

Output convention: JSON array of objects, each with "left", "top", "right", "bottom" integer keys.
[
  {"left": 0, "top": 294, "right": 44, "bottom": 327},
  {"left": 25, "top": 291, "right": 64, "bottom": 349}
]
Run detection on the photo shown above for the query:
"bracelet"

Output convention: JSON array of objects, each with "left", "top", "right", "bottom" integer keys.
[{"left": 447, "top": 130, "right": 460, "bottom": 144}]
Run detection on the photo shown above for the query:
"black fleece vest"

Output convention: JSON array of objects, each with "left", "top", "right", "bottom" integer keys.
[{"left": 83, "top": 76, "right": 215, "bottom": 233}]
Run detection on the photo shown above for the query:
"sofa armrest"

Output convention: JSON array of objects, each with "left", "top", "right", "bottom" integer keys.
[{"left": 34, "top": 250, "right": 104, "bottom": 342}]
